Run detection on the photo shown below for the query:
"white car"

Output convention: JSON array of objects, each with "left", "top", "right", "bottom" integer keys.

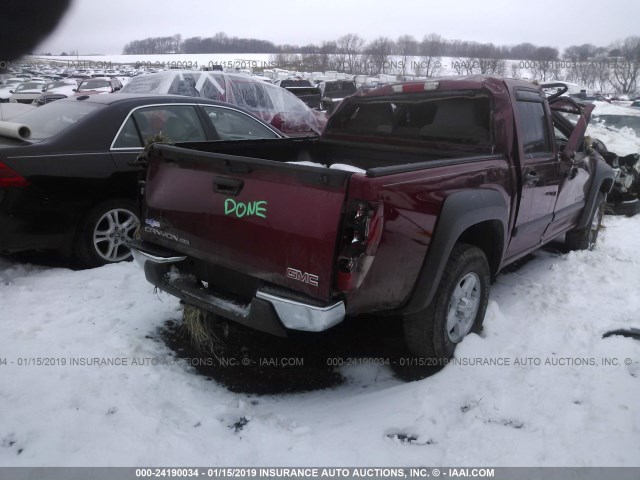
[
  {"left": 74, "top": 77, "right": 122, "bottom": 95},
  {"left": 32, "top": 80, "right": 80, "bottom": 105},
  {"left": 0, "top": 78, "right": 25, "bottom": 102},
  {"left": 9, "top": 81, "right": 46, "bottom": 104}
]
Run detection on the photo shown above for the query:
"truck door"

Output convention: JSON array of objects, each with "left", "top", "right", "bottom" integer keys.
[
  {"left": 543, "top": 98, "right": 595, "bottom": 240},
  {"left": 506, "top": 89, "right": 559, "bottom": 257}
]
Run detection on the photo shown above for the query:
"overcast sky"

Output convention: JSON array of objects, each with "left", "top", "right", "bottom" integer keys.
[{"left": 38, "top": 0, "right": 639, "bottom": 55}]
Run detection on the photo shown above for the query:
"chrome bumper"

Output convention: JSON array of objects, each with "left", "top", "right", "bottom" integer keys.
[
  {"left": 130, "top": 241, "right": 345, "bottom": 334},
  {"left": 131, "top": 247, "right": 186, "bottom": 268},
  {"left": 255, "top": 291, "right": 344, "bottom": 332}
]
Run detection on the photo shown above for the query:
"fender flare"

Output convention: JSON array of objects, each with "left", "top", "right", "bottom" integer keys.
[
  {"left": 401, "top": 189, "right": 509, "bottom": 315},
  {"left": 576, "top": 159, "right": 615, "bottom": 230}
]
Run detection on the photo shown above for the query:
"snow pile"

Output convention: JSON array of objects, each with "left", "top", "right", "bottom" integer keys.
[
  {"left": 591, "top": 101, "right": 640, "bottom": 117},
  {"left": 588, "top": 122, "right": 640, "bottom": 156},
  {"left": 0, "top": 216, "right": 638, "bottom": 466}
]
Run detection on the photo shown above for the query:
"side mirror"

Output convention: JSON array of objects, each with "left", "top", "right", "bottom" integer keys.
[
  {"left": 72, "top": 88, "right": 77, "bottom": 92},
  {"left": 9, "top": 90, "right": 13, "bottom": 94}
]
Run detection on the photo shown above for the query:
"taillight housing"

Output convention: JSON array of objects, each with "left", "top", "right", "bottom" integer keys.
[
  {"left": 336, "top": 198, "right": 384, "bottom": 292},
  {"left": 0, "top": 162, "right": 28, "bottom": 188}
]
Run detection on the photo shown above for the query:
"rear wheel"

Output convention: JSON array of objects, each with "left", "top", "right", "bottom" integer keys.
[
  {"left": 566, "top": 192, "right": 605, "bottom": 251},
  {"left": 403, "top": 243, "right": 490, "bottom": 362},
  {"left": 75, "top": 199, "right": 140, "bottom": 268}
]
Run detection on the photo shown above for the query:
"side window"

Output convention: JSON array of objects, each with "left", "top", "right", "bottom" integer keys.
[
  {"left": 203, "top": 106, "right": 279, "bottom": 140},
  {"left": 112, "top": 116, "right": 142, "bottom": 148},
  {"left": 515, "top": 100, "right": 552, "bottom": 155},
  {"left": 113, "top": 105, "right": 207, "bottom": 148},
  {"left": 132, "top": 105, "right": 206, "bottom": 144}
]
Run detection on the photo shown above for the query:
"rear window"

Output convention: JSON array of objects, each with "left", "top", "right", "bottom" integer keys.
[
  {"left": 79, "top": 79, "right": 110, "bottom": 90},
  {"left": 324, "top": 82, "right": 357, "bottom": 95},
  {"left": 279, "top": 79, "right": 314, "bottom": 88},
  {"left": 10, "top": 101, "right": 102, "bottom": 140},
  {"left": 326, "top": 94, "right": 491, "bottom": 146}
]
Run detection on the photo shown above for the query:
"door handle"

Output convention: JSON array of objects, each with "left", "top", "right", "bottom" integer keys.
[
  {"left": 213, "top": 176, "right": 244, "bottom": 196},
  {"left": 525, "top": 171, "right": 539, "bottom": 186}
]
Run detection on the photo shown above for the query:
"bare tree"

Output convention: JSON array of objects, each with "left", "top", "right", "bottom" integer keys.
[
  {"left": 610, "top": 36, "right": 640, "bottom": 93},
  {"left": 451, "top": 57, "right": 481, "bottom": 75},
  {"left": 364, "top": 36, "right": 394, "bottom": 75},
  {"left": 336, "top": 33, "right": 365, "bottom": 74},
  {"left": 396, "top": 34, "right": 418, "bottom": 76},
  {"left": 318, "top": 41, "right": 337, "bottom": 72},
  {"left": 300, "top": 53, "right": 322, "bottom": 71},
  {"left": 510, "top": 62, "right": 522, "bottom": 79},
  {"left": 564, "top": 43, "right": 601, "bottom": 62},
  {"left": 417, "top": 34, "right": 443, "bottom": 77},
  {"left": 593, "top": 54, "right": 612, "bottom": 92},
  {"left": 530, "top": 61, "right": 561, "bottom": 82},
  {"left": 478, "top": 57, "right": 506, "bottom": 75},
  {"left": 270, "top": 53, "right": 301, "bottom": 70},
  {"left": 527, "top": 47, "right": 561, "bottom": 81},
  {"left": 510, "top": 43, "right": 537, "bottom": 60}
]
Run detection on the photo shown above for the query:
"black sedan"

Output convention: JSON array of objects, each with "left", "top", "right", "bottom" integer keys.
[{"left": 0, "top": 94, "right": 283, "bottom": 267}]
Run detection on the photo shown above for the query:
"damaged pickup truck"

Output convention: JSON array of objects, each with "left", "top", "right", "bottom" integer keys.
[{"left": 130, "top": 76, "right": 614, "bottom": 366}]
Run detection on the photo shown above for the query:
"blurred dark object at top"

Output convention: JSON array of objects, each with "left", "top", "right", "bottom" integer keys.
[{"left": 0, "top": 0, "right": 71, "bottom": 69}]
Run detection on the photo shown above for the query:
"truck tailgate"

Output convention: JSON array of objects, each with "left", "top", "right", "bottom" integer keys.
[{"left": 142, "top": 144, "right": 351, "bottom": 300}]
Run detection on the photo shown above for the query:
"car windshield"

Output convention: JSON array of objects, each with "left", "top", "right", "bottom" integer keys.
[
  {"left": 79, "top": 79, "right": 111, "bottom": 90},
  {"left": 14, "top": 82, "right": 43, "bottom": 92},
  {"left": 9, "top": 101, "right": 102, "bottom": 140},
  {"left": 45, "top": 81, "right": 75, "bottom": 91}
]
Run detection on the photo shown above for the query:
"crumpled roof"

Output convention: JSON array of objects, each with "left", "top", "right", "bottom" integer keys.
[{"left": 121, "top": 70, "right": 325, "bottom": 135}]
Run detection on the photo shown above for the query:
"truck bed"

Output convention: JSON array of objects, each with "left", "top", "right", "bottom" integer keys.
[{"left": 172, "top": 137, "right": 496, "bottom": 174}]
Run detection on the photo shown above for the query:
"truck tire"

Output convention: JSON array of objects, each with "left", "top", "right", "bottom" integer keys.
[
  {"left": 74, "top": 199, "right": 140, "bottom": 268},
  {"left": 565, "top": 192, "right": 605, "bottom": 251},
  {"left": 403, "top": 243, "right": 490, "bottom": 362}
]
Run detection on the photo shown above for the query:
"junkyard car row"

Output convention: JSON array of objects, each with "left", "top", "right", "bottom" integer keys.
[{"left": 0, "top": 66, "right": 638, "bottom": 374}]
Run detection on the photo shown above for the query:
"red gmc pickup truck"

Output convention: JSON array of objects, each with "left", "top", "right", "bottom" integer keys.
[{"left": 130, "top": 76, "right": 615, "bottom": 366}]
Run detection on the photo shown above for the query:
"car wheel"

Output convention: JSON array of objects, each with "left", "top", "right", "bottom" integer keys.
[
  {"left": 566, "top": 192, "right": 605, "bottom": 251},
  {"left": 403, "top": 243, "right": 490, "bottom": 362},
  {"left": 75, "top": 199, "right": 140, "bottom": 268}
]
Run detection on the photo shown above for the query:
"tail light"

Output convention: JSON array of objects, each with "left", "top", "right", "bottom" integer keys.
[
  {"left": 336, "top": 198, "right": 384, "bottom": 292},
  {"left": 0, "top": 162, "right": 28, "bottom": 188}
]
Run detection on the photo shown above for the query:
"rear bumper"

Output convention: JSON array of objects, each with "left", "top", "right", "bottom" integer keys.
[
  {"left": 0, "top": 205, "right": 72, "bottom": 254},
  {"left": 130, "top": 240, "right": 345, "bottom": 336}
]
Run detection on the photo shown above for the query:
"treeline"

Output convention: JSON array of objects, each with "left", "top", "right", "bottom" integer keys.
[
  {"left": 122, "top": 31, "right": 566, "bottom": 60},
  {"left": 122, "top": 33, "right": 277, "bottom": 55},
  {"left": 122, "top": 32, "right": 640, "bottom": 93}
]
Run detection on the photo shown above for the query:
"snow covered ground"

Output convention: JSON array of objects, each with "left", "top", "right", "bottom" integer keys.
[{"left": 0, "top": 216, "right": 639, "bottom": 467}]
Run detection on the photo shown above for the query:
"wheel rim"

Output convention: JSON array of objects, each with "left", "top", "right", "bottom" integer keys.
[
  {"left": 446, "top": 272, "right": 481, "bottom": 343},
  {"left": 92, "top": 208, "right": 139, "bottom": 262}
]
